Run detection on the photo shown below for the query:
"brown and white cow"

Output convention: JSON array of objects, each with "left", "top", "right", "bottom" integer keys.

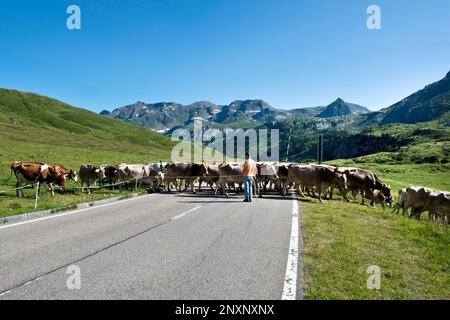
[
  {"left": 164, "top": 163, "right": 208, "bottom": 193},
  {"left": 364, "top": 189, "right": 389, "bottom": 210},
  {"left": 79, "top": 164, "right": 106, "bottom": 194},
  {"left": 393, "top": 188, "right": 408, "bottom": 215},
  {"left": 424, "top": 191, "right": 450, "bottom": 223},
  {"left": 199, "top": 164, "right": 220, "bottom": 192},
  {"left": 99, "top": 164, "right": 118, "bottom": 188},
  {"left": 337, "top": 167, "right": 391, "bottom": 205},
  {"left": 142, "top": 163, "right": 165, "bottom": 192},
  {"left": 116, "top": 163, "right": 148, "bottom": 190},
  {"left": 11, "top": 161, "right": 77, "bottom": 197},
  {"left": 396, "top": 186, "right": 433, "bottom": 219},
  {"left": 275, "top": 162, "right": 291, "bottom": 193},
  {"left": 256, "top": 162, "right": 278, "bottom": 191},
  {"left": 216, "top": 163, "right": 260, "bottom": 198},
  {"left": 283, "top": 164, "right": 343, "bottom": 202}
]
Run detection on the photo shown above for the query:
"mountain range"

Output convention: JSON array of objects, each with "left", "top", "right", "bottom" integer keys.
[
  {"left": 101, "top": 71, "right": 450, "bottom": 133},
  {"left": 101, "top": 98, "right": 371, "bottom": 132}
]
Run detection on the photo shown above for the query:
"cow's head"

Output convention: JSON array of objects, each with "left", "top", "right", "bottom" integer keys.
[
  {"left": 103, "top": 166, "right": 118, "bottom": 180},
  {"left": 68, "top": 170, "right": 78, "bottom": 182},
  {"left": 196, "top": 163, "right": 208, "bottom": 177},
  {"left": 385, "top": 195, "right": 394, "bottom": 207},
  {"left": 95, "top": 167, "right": 106, "bottom": 180},
  {"left": 335, "top": 172, "right": 347, "bottom": 190},
  {"left": 381, "top": 183, "right": 391, "bottom": 198}
]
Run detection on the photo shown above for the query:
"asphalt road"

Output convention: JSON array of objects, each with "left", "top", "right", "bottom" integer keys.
[{"left": 0, "top": 191, "right": 303, "bottom": 300}]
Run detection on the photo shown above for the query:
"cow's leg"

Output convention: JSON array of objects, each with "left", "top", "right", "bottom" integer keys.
[
  {"left": 305, "top": 187, "right": 312, "bottom": 197},
  {"left": 49, "top": 183, "right": 55, "bottom": 196},
  {"left": 411, "top": 207, "right": 425, "bottom": 219},
  {"left": 295, "top": 184, "right": 302, "bottom": 198},
  {"left": 217, "top": 179, "right": 224, "bottom": 195},
  {"left": 221, "top": 181, "right": 230, "bottom": 198},
  {"left": 282, "top": 177, "right": 292, "bottom": 195},
  {"left": 164, "top": 179, "right": 170, "bottom": 192},
  {"left": 317, "top": 185, "right": 323, "bottom": 202},
  {"left": 351, "top": 189, "right": 358, "bottom": 200},
  {"left": 340, "top": 188, "right": 350, "bottom": 202},
  {"left": 392, "top": 203, "right": 400, "bottom": 214},
  {"left": 37, "top": 183, "right": 42, "bottom": 199},
  {"left": 256, "top": 178, "right": 262, "bottom": 198},
  {"left": 16, "top": 175, "right": 26, "bottom": 197},
  {"left": 428, "top": 210, "right": 434, "bottom": 222},
  {"left": 297, "top": 184, "right": 306, "bottom": 198},
  {"left": 190, "top": 179, "right": 196, "bottom": 194},
  {"left": 16, "top": 182, "right": 21, "bottom": 197}
]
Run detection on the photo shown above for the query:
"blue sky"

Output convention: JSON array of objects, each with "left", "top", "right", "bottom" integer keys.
[{"left": 0, "top": 0, "right": 449, "bottom": 112}]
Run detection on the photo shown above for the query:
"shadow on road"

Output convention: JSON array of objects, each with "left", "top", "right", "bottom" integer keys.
[{"left": 160, "top": 190, "right": 297, "bottom": 202}]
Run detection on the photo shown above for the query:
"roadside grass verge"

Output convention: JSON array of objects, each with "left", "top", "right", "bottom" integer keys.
[
  {"left": 301, "top": 160, "right": 449, "bottom": 299},
  {"left": 301, "top": 198, "right": 449, "bottom": 299},
  {"left": 0, "top": 186, "right": 144, "bottom": 219}
]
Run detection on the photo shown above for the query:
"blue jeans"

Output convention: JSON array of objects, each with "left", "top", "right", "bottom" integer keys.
[{"left": 244, "top": 176, "right": 253, "bottom": 200}]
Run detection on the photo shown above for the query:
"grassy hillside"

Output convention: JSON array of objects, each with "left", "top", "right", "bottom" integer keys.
[
  {"left": 271, "top": 113, "right": 450, "bottom": 163},
  {"left": 0, "top": 88, "right": 178, "bottom": 217},
  {"left": 0, "top": 88, "right": 176, "bottom": 159}
]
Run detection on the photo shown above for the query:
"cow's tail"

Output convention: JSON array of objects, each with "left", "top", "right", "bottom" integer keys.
[{"left": 5, "top": 166, "right": 14, "bottom": 183}]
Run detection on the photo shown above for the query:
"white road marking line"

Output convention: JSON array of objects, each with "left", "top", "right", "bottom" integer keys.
[
  {"left": 0, "top": 290, "right": 11, "bottom": 296},
  {"left": 170, "top": 205, "right": 203, "bottom": 221},
  {"left": 0, "top": 194, "right": 156, "bottom": 230},
  {"left": 282, "top": 199, "right": 299, "bottom": 300}
]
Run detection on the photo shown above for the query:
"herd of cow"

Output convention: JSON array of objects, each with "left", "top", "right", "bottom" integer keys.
[{"left": 8, "top": 161, "right": 450, "bottom": 224}]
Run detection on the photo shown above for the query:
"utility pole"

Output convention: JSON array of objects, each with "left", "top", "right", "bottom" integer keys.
[
  {"left": 285, "top": 116, "right": 294, "bottom": 162},
  {"left": 317, "top": 134, "right": 323, "bottom": 164}
]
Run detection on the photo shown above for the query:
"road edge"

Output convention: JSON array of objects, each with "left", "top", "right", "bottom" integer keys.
[
  {"left": 281, "top": 199, "right": 304, "bottom": 300},
  {"left": 0, "top": 192, "right": 144, "bottom": 225}
]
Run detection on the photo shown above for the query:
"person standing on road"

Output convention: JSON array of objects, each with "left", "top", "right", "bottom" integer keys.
[{"left": 242, "top": 152, "right": 257, "bottom": 202}]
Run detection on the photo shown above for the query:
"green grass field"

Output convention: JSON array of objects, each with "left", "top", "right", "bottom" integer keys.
[{"left": 301, "top": 160, "right": 449, "bottom": 299}]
